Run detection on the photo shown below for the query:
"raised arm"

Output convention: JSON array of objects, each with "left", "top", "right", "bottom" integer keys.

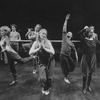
[
  {"left": 78, "top": 26, "right": 89, "bottom": 40},
  {"left": 63, "top": 14, "right": 70, "bottom": 33}
]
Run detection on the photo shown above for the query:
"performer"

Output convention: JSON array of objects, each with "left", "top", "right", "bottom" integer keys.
[
  {"left": 78, "top": 26, "right": 100, "bottom": 94},
  {"left": 29, "top": 29, "right": 55, "bottom": 95},
  {"left": 0, "top": 26, "right": 33, "bottom": 86},
  {"left": 22, "top": 24, "right": 42, "bottom": 74},
  {"left": 10, "top": 24, "right": 21, "bottom": 52},
  {"left": 60, "top": 14, "right": 78, "bottom": 84},
  {"left": 22, "top": 24, "right": 42, "bottom": 53}
]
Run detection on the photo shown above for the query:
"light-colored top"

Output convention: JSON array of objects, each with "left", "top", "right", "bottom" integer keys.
[
  {"left": 0, "top": 36, "right": 17, "bottom": 53},
  {"left": 28, "top": 31, "right": 38, "bottom": 41},
  {"left": 10, "top": 31, "right": 21, "bottom": 41}
]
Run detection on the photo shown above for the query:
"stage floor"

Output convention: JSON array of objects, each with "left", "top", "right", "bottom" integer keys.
[{"left": 0, "top": 61, "right": 100, "bottom": 100}]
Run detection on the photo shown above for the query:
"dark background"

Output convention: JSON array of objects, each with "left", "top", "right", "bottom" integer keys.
[{"left": 0, "top": 0, "right": 100, "bottom": 39}]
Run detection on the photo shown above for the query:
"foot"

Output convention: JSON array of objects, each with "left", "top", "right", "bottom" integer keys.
[
  {"left": 41, "top": 88, "right": 50, "bottom": 95},
  {"left": 64, "top": 77, "right": 70, "bottom": 84},
  {"left": 33, "top": 70, "right": 36, "bottom": 74},
  {"left": 87, "top": 86, "right": 92, "bottom": 92},
  {"left": 14, "top": 61, "right": 17, "bottom": 64},
  {"left": 10, "top": 80, "right": 17, "bottom": 86},
  {"left": 82, "top": 88, "right": 87, "bottom": 94}
]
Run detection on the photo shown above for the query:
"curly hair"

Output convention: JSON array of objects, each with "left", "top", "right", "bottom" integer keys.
[{"left": 0, "top": 26, "right": 11, "bottom": 36}]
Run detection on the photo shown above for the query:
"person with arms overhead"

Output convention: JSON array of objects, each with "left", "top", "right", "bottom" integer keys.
[
  {"left": 23, "top": 24, "right": 42, "bottom": 74},
  {"left": 60, "top": 14, "right": 78, "bottom": 84},
  {"left": 78, "top": 26, "right": 100, "bottom": 94}
]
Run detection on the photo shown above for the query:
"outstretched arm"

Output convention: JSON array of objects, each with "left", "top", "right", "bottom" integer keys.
[{"left": 63, "top": 14, "right": 70, "bottom": 33}]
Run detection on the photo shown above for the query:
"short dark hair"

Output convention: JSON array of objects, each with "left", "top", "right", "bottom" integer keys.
[
  {"left": 11, "top": 24, "right": 17, "bottom": 28},
  {"left": 36, "top": 24, "right": 42, "bottom": 29}
]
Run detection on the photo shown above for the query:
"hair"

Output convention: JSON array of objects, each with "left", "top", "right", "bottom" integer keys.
[
  {"left": 11, "top": 24, "right": 17, "bottom": 28},
  {"left": 90, "top": 25, "right": 94, "bottom": 28},
  {"left": 84, "top": 30, "right": 92, "bottom": 38},
  {"left": 39, "top": 28, "right": 47, "bottom": 36},
  {"left": 0, "top": 26, "right": 11, "bottom": 36},
  {"left": 36, "top": 24, "right": 42, "bottom": 29}
]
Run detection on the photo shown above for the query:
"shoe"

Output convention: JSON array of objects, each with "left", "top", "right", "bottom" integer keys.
[
  {"left": 33, "top": 70, "right": 36, "bottom": 74},
  {"left": 87, "top": 86, "right": 92, "bottom": 92},
  {"left": 14, "top": 61, "right": 17, "bottom": 64},
  {"left": 10, "top": 80, "right": 17, "bottom": 86},
  {"left": 41, "top": 88, "right": 50, "bottom": 95},
  {"left": 64, "top": 77, "right": 70, "bottom": 84},
  {"left": 82, "top": 88, "right": 87, "bottom": 94}
]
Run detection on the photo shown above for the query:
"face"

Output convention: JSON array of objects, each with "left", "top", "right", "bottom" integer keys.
[
  {"left": 0, "top": 29, "right": 5, "bottom": 37},
  {"left": 88, "top": 32, "right": 93, "bottom": 38},
  {"left": 89, "top": 26, "right": 94, "bottom": 33},
  {"left": 39, "top": 31, "right": 47, "bottom": 40},
  {"left": 67, "top": 32, "right": 73, "bottom": 40},
  {"left": 11, "top": 26, "right": 16, "bottom": 31},
  {"left": 35, "top": 25, "right": 41, "bottom": 32}
]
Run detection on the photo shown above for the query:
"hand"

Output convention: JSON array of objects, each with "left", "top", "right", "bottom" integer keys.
[
  {"left": 66, "top": 14, "right": 70, "bottom": 20},
  {"left": 84, "top": 26, "right": 89, "bottom": 29}
]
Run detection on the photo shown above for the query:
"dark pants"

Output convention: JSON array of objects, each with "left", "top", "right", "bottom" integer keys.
[
  {"left": 60, "top": 53, "right": 76, "bottom": 77},
  {"left": 39, "top": 55, "right": 55, "bottom": 90},
  {"left": 10, "top": 42, "right": 19, "bottom": 53},
  {"left": 5, "top": 50, "right": 32, "bottom": 80},
  {"left": 22, "top": 43, "right": 32, "bottom": 53}
]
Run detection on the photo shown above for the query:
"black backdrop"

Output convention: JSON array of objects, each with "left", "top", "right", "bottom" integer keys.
[{"left": 0, "top": 0, "right": 100, "bottom": 40}]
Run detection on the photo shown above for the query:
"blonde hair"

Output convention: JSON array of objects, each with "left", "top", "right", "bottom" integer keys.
[
  {"left": 0, "top": 26, "right": 11, "bottom": 36},
  {"left": 39, "top": 28, "right": 47, "bottom": 36}
]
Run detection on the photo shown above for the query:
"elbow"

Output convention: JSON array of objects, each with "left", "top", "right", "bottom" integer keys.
[
  {"left": 29, "top": 50, "right": 32, "bottom": 55},
  {"left": 52, "top": 50, "right": 55, "bottom": 55}
]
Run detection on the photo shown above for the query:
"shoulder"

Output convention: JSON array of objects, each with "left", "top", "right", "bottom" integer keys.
[
  {"left": 46, "top": 39, "right": 52, "bottom": 44},
  {"left": 16, "top": 31, "right": 20, "bottom": 35}
]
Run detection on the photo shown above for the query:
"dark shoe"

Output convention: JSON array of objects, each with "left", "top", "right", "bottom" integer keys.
[{"left": 10, "top": 80, "right": 17, "bottom": 86}]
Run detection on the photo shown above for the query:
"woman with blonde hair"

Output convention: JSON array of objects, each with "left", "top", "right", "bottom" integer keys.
[
  {"left": 0, "top": 26, "right": 33, "bottom": 86},
  {"left": 29, "top": 28, "right": 55, "bottom": 95}
]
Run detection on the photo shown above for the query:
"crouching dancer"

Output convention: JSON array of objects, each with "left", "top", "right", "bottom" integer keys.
[
  {"left": 29, "top": 29, "right": 55, "bottom": 95},
  {"left": 0, "top": 26, "right": 33, "bottom": 86},
  {"left": 78, "top": 26, "right": 100, "bottom": 94}
]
